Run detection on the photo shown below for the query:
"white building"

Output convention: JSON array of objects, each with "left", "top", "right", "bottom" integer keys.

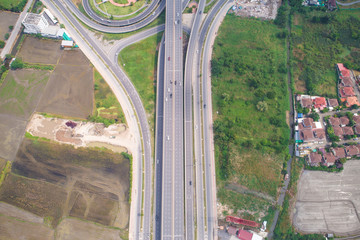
[{"left": 22, "top": 12, "right": 49, "bottom": 34}]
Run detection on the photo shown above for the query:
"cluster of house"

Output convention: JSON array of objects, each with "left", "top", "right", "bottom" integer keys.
[
  {"left": 297, "top": 94, "right": 339, "bottom": 112},
  {"left": 295, "top": 116, "right": 325, "bottom": 144},
  {"left": 22, "top": 9, "right": 75, "bottom": 48},
  {"left": 227, "top": 226, "right": 263, "bottom": 240},
  {"left": 337, "top": 63, "right": 360, "bottom": 108},
  {"left": 328, "top": 114, "right": 360, "bottom": 139},
  {"left": 309, "top": 144, "right": 360, "bottom": 166}
]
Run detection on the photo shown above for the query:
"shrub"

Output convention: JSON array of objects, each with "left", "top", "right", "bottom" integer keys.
[
  {"left": 10, "top": 58, "right": 24, "bottom": 70},
  {"left": 9, "top": 26, "right": 13, "bottom": 31},
  {"left": 0, "top": 40, "right": 4, "bottom": 48},
  {"left": 4, "top": 33, "right": 9, "bottom": 40},
  {"left": 256, "top": 101, "right": 268, "bottom": 112}
]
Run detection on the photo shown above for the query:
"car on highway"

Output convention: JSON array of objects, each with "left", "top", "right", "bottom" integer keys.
[{"left": 168, "top": 57, "right": 170, "bottom": 61}]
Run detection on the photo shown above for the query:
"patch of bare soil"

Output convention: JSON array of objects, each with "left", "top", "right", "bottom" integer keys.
[
  {"left": 0, "top": 202, "right": 44, "bottom": 224},
  {"left": 17, "top": 36, "right": 63, "bottom": 65},
  {"left": 0, "top": 113, "right": 27, "bottom": 161},
  {"left": 0, "top": 173, "right": 67, "bottom": 227},
  {"left": 0, "top": 11, "right": 19, "bottom": 42},
  {"left": 55, "top": 217, "right": 124, "bottom": 240},
  {"left": 0, "top": 215, "right": 53, "bottom": 240},
  {"left": 232, "top": 0, "right": 281, "bottom": 20},
  {"left": 10, "top": 138, "right": 130, "bottom": 228},
  {"left": 26, "top": 114, "right": 132, "bottom": 153}
]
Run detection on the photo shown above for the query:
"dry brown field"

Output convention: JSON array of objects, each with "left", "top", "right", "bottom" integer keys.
[
  {"left": 17, "top": 36, "right": 62, "bottom": 64},
  {"left": 0, "top": 114, "right": 27, "bottom": 161},
  {"left": 37, "top": 50, "right": 94, "bottom": 119},
  {"left": 0, "top": 11, "right": 19, "bottom": 42},
  {"left": 9, "top": 138, "right": 130, "bottom": 228}
]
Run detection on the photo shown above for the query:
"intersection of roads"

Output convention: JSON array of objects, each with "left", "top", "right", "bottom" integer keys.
[{"left": 41, "top": 0, "right": 233, "bottom": 239}]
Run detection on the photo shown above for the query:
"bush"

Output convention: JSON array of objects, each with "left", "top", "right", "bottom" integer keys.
[
  {"left": 4, "top": 33, "right": 9, "bottom": 40},
  {"left": 0, "top": 40, "right": 4, "bottom": 48},
  {"left": 308, "top": 112, "right": 319, "bottom": 121},
  {"left": 9, "top": 26, "right": 13, "bottom": 31},
  {"left": 10, "top": 58, "right": 24, "bottom": 70}
]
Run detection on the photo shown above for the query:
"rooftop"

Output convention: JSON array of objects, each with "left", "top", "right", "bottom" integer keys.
[
  {"left": 301, "top": 97, "right": 313, "bottom": 108},
  {"left": 328, "top": 98, "right": 339, "bottom": 107},
  {"left": 332, "top": 147, "right": 346, "bottom": 159},
  {"left": 353, "top": 115, "right": 360, "bottom": 124},
  {"left": 340, "top": 77, "right": 353, "bottom": 87},
  {"left": 337, "top": 63, "right": 351, "bottom": 78},
  {"left": 323, "top": 152, "right": 336, "bottom": 165},
  {"left": 309, "top": 152, "right": 323, "bottom": 164},
  {"left": 333, "top": 126, "right": 343, "bottom": 137},
  {"left": 23, "top": 13, "right": 43, "bottom": 25},
  {"left": 355, "top": 124, "right": 360, "bottom": 134},
  {"left": 329, "top": 117, "right": 341, "bottom": 126},
  {"left": 340, "top": 116, "right": 350, "bottom": 126},
  {"left": 343, "top": 126, "right": 354, "bottom": 136},
  {"left": 345, "top": 145, "right": 360, "bottom": 156},
  {"left": 237, "top": 229, "right": 253, "bottom": 240},
  {"left": 300, "top": 129, "right": 314, "bottom": 141},
  {"left": 313, "top": 97, "right": 327, "bottom": 108},
  {"left": 345, "top": 97, "right": 360, "bottom": 108},
  {"left": 314, "top": 129, "right": 326, "bottom": 139},
  {"left": 340, "top": 87, "right": 355, "bottom": 98}
]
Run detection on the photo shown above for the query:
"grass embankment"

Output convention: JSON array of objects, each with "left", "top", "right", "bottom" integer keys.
[
  {"left": 0, "top": 0, "right": 26, "bottom": 12},
  {"left": 0, "top": 160, "right": 11, "bottom": 187},
  {"left": 93, "top": 0, "right": 146, "bottom": 19},
  {"left": 291, "top": 8, "right": 360, "bottom": 96},
  {"left": 118, "top": 32, "right": 163, "bottom": 145},
  {"left": 212, "top": 14, "right": 289, "bottom": 221},
  {"left": 89, "top": 70, "right": 126, "bottom": 126}
]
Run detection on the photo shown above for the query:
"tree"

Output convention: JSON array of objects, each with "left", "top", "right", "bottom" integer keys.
[
  {"left": 10, "top": 58, "right": 24, "bottom": 70},
  {"left": 4, "top": 33, "right": 9, "bottom": 40},
  {"left": 0, "top": 40, "right": 4, "bottom": 48},
  {"left": 256, "top": 101, "right": 268, "bottom": 112},
  {"left": 309, "top": 112, "right": 320, "bottom": 121},
  {"left": 8, "top": 26, "right": 13, "bottom": 31},
  {"left": 60, "top": 24, "right": 65, "bottom": 29}
]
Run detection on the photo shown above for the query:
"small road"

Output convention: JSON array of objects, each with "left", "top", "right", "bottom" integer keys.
[
  {"left": 0, "top": 0, "right": 34, "bottom": 60},
  {"left": 336, "top": 0, "right": 360, "bottom": 5}
]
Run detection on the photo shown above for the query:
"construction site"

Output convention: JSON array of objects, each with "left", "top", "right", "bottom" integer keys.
[{"left": 230, "top": 0, "right": 281, "bottom": 19}]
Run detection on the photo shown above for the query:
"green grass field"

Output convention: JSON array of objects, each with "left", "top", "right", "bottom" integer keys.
[
  {"left": 89, "top": 0, "right": 146, "bottom": 20},
  {"left": 212, "top": 14, "right": 289, "bottom": 219},
  {"left": 291, "top": 9, "right": 360, "bottom": 96},
  {"left": 90, "top": 69, "right": 126, "bottom": 126},
  {"left": 0, "top": 0, "right": 26, "bottom": 12},
  {"left": 98, "top": 0, "right": 146, "bottom": 17},
  {"left": 118, "top": 32, "right": 163, "bottom": 144}
]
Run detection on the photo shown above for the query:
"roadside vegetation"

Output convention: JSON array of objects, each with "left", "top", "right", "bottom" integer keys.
[
  {"left": 88, "top": 70, "right": 126, "bottom": 127},
  {"left": 212, "top": 14, "right": 289, "bottom": 220},
  {"left": 118, "top": 32, "right": 162, "bottom": 143},
  {"left": 290, "top": 7, "right": 360, "bottom": 96},
  {"left": 0, "top": 0, "right": 27, "bottom": 12},
  {"left": 90, "top": 0, "right": 146, "bottom": 20}
]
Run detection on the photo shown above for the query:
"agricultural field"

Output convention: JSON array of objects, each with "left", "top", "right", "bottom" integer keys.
[
  {"left": 119, "top": 32, "right": 163, "bottom": 136},
  {"left": 37, "top": 50, "right": 94, "bottom": 119},
  {"left": 0, "top": 11, "right": 18, "bottom": 42},
  {"left": 211, "top": 14, "right": 289, "bottom": 220},
  {"left": 17, "top": 37, "right": 63, "bottom": 65},
  {"left": 291, "top": 9, "right": 360, "bottom": 96},
  {"left": 0, "top": 69, "right": 50, "bottom": 119},
  {"left": 293, "top": 160, "right": 360, "bottom": 236},
  {"left": 0, "top": 114, "right": 27, "bottom": 161},
  {"left": 0, "top": 138, "right": 130, "bottom": 229}
]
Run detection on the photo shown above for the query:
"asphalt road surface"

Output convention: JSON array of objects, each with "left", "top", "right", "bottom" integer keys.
[{"left": 183, "top": 0, "right": 206, "bottom": 239}]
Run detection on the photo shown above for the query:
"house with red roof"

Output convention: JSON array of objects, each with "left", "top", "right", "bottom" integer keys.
[
  {"left": 340, "top": 116, "right": 350, "bottom": 127},
  {"left": 333, "top": 126, "right": 343, "bottom": 138},
  {"left": 345, "top": 96, "right": 360, "bottom": 108},
  {"left": 327, "top": 98, "right": 339, "bottom": 110},
  {"left": 345, "top": 145, "right": 360, "bottom": 158},
  {"left": 301, "top": 97, "right": 313, "bottom": 109},
  {"left": 314, "top": 129, "right": 326, "bottom": 139},
  {"left": 332, "top": 147, "right": 346, "bottom": 159},
  {"left": 313, "top": 97, "right": 327, "bottom": 110},
  {"left": 353, "top": 115, "right": 360, "bottom": 124},
  {"left": 323, "top": 152, "right": 336, "bottom": 166},
  {"left": 309, "top": 152, "right": 323, "bottom": 166},
  {"left": 329, "top": 117, "right": 341, "bottom": 126},
  {"left": 343, "top": 126, "right": 354, "bottom": 136},
  {"left": 355, "top": 124, "right": 360, "bottom": 135},
  {"left": 337, "top": 63, "right": 351, "bottom": 78},
  {"left": 339, "top": 87, "right": 355, "bottom": 98},
  {"left": 340, "top": 77, "right": 353, "bottom": 87}
]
